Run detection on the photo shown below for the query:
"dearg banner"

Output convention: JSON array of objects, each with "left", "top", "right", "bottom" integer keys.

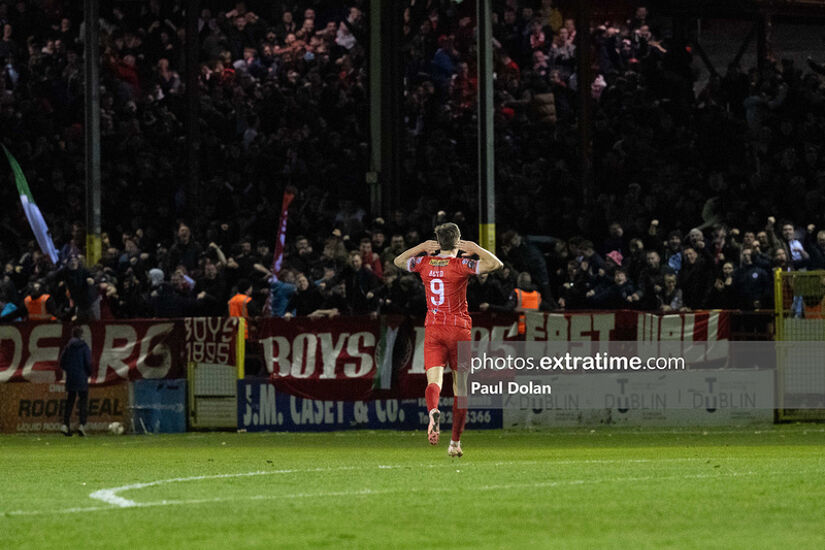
[{"left": 0, "top": 321, "right": 185, "bottom": 384}]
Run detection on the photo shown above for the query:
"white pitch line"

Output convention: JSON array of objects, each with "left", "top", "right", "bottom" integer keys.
[
  {"left": 86, "top": 456, "right": 764, "bottom": 508},
  {"left": 2, "top": 470, "right": 779, "bottom": 517},
  {"left": 89, "top": 465, "right": 370, "bottom": 508},
  {"left": 5, "top": 465, "right": 823, "bottom": 518},
  {"left": 87, "top": 460, "right": 561, "bottom": 508}
]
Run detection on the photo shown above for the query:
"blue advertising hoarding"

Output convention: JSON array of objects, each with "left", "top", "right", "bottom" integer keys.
[
  {"left": 238, "top": 380, "right": 502, "bottom": 432},
  {"left": 132, "top": 379, "right": 187, "bottom": 433}
]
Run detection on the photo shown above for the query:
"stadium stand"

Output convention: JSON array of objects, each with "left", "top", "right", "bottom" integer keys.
[{"left": 0, "top": 1, "right": 824, "bottom": 321}]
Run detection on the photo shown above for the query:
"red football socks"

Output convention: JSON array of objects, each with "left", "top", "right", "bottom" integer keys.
[
  {"left": 452, "top": 397, "right": 467, "bottom": 441},
  {"left": 425, "top": 383, "right": 441, "bottom": 412}
]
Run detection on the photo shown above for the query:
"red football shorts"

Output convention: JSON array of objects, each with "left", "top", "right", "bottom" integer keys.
[{"left": 423, "top": 325, "right": 472, "bottom": 371}]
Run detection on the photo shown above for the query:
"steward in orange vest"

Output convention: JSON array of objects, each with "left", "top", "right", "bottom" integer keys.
[
  {"left": 228, "top": 279, "right": 259, "bottom": 338},
  {"left": 513, "top": 272, "right": 543, "bottom": 335},
  {"left": 25, "top": 282, "right": 56, "bottom": 321}
]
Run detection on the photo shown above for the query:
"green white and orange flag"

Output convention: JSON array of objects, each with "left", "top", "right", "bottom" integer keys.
[{"left": 3, "top": 145, "right": 58, "bottom": 263}]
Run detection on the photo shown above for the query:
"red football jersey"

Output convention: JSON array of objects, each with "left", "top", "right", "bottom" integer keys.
[{"left": 408, "top": 255, "right": 480, "bottom": 328}]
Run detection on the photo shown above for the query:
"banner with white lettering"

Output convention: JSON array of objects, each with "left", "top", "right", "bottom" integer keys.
[
  {"left": 524, "top": 311, "right": 730, "bottom": 341},
  {"left": 259, "top": 311, "right": 729, "bottom": 401},
  {"left": 238, "top": 379, "right": 502, "bottom": 432},
  {"left": 184, "top": 317, "right": 239, "bottom": 366},
  {"left": 0, "top": 312, "right": 730, "bottom": 392},
  {"left": 258, "top": 313, "right": 520, "bottom": 400},
  {"left": 0, "top": 321, "right": 184, "bottom": 384}
]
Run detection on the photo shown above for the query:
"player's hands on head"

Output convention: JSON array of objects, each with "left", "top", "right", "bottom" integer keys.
[
  {"left": 457, "top": 240, "right": 478, "bottom": 253},
  {"left": 421, "top": 240, "right": 440, "bottom": 254}
]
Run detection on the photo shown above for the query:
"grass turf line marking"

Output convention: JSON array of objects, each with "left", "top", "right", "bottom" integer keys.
[
  {"left": 86, "top": 456, "right": 764, "bottom": 508},
  {"left": 4, "top": 464, "right": 822, "bottom": 518},
  {"left": 9, "top": 469, "right": 816, "bottom": 517},
  {"left": 89, "top": 465, "right": 372, "bottom": 508},
  {"left": 88, "top": 460, "right": 551, "bottom": 508}
]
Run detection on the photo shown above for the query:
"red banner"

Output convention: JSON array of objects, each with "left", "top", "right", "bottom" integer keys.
[
  {"left": 270, "top": 187, "right": 296, "bottom": 277},
  {"left": 258, "top": 311, "right": 730, "bottom": 400},
  {"left": 0, "top": 312, "right": 730, "bottom": 394},
  {"left": 258, "top": 312, "right": 519, "bottom": 400},
  {"left": 184, "top": 317, "right": 239, "bottom": 365},
  {"left": 0, "top": 320, "right": 185, "bottom": 384},
  {"left": 525, "top": 311, "right": 730, "bottom": 341}
]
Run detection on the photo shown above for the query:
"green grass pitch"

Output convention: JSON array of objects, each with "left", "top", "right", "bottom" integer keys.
[{"left": 1, "top": 426, "right": 823, "bottom": 549}]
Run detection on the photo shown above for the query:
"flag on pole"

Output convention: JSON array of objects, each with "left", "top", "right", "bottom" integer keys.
[
  {"left": 3, "top": 145, "right": 58, "bottom": 263},
  {"left": 373, "top": 321, "right": 399, "bottom": 390},
  {"left": 269, "top": 186, "right": 297, "bottom": 279}
]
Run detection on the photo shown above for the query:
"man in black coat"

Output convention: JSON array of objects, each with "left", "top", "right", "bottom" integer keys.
[
  {"left": 678, "top": 247, "right": 713, "bottom": 310},
  {"left": 56, "top": 256, "right": 99, "bottom": 322},
  {"left": 60, "top": 327, "right": 93, "bottom": 436}
]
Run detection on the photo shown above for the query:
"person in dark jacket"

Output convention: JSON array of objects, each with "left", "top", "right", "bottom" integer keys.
[
  {"left": 467, "top": 271, "right": 507, "bottom": 312},
  {"left": 287, "top": 273, "right": 325, "bottom": 316},
  {"left": 734, "top": 249, "right": 770, "bottom": 310},
  {"left": 678, "top": 247, "right": 713, "bottom": 310},
  {"left": 500, "top": 231, "right": 553, "bottom": 300},
  {"left": 806, "top": 229, "right": 825, "bottom": 270},
  {"left": 706, "top": 262, "right": 738, "bottom": 309},
  {"left": 586, "top": 268, "right": 638, "bottom": 309},
  {"left": 56, "top": 255, "right": 100, "bottom": 322},
  {"left": 60, "top": 327, "right": 93, "bottom": 436}
]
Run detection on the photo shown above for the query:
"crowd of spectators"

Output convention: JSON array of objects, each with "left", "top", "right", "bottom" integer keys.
[{"left": 1, "top": 0, "right": 825, "bottom": 323}]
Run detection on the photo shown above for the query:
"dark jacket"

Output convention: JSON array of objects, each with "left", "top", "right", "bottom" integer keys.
[
  {"left": 734, "top": 265, "right": 770, "bottom": 310},
  {"left": 678, "top": 259, "right": 713, "bottom": 309},
  {"left": 467, "top": 276, "right": 506, "bottom": 311},
  {"left": 589, "top": 280, "right": 637, "bottom": 309},
  {"left": 59, "top": 338, "right": 92, "bottom": 392},
  {"left": 288, "top": 286, "right": 325, "bottom": 317},
  {"left": 57, "top": 265, "right": 97, "bottom": 309}
]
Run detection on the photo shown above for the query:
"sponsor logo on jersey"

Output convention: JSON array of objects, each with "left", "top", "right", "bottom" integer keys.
[{"left": 429, "top": 259, "right": 450, "bottom": 266}]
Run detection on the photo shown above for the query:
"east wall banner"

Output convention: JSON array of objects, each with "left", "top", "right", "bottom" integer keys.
[
  {"left": 523, "top": 311, "right": 730, "bottom": 341},
  {"left": 257, "top": 311, "right": 730, "bottom": 401},
  {"left": 0, "top": 317, "right": 239, "bottom": 384}
]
